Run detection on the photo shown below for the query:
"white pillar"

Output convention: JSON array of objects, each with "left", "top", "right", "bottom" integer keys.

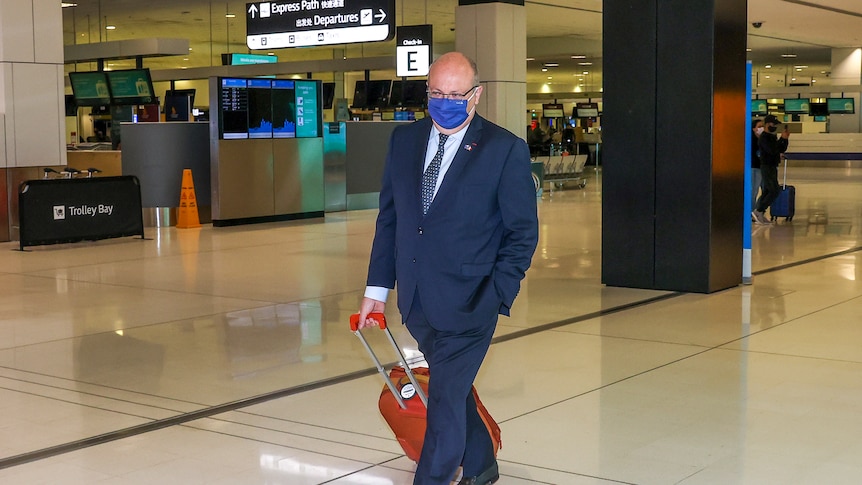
[
  {"left": 829, "top": 48, "right": 862, "bottom": 133},
  {"left": 455, "top": 1, "right": 527, "bottom": 140},
  {"left": 0, "top": 0, "right": 66, "bottom": 168}
]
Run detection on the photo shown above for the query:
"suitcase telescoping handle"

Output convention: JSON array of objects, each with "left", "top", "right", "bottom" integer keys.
[{"left": 350, "top": 313, "right": 428, "bottom": 409}]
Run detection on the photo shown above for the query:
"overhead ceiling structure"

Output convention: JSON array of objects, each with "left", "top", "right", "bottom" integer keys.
[{"left": 60, "top": 0, "right": 862, "bottom": 100}]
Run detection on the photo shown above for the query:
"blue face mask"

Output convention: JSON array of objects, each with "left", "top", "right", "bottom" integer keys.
[{"left": 428, "top": 89, "right": 477, "bottom": 129}]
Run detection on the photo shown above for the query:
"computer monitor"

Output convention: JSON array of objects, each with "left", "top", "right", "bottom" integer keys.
[
  {"left": 751, "top": 99, "right": 768, "bottom": 116},
  {"left": 69, "top": 71, "right": 111, "bottom": 107},
  {"left": 64, "top": 94, "right": 77, "bottom": 117},
  {"left": 105, "top": 69, "right": 156, "bottom": 105},
  {"left": 219, "top": 78, "right": 249, "bottom": 139},
  {"left": 247, "top": 78, "right": 273, "bottom": 138},
  {"left": 389, "top": 80, "right": 427, "bottom": 108},
  {"left": 809, "top": 102, "right": 828, "bottom": 117},
  {"left": 295, "top": 80, "right": 322, "bottom": 138},
  {"left": 272, "top": 80, "right": 297, "bottom": 138},
  {"left": 165, "top": 89, "right": 196, "bottom": 108},
  {"left": 827, "top": 97, "right": 855, "bottom": 114},
  {"left": 783, "top": 98, "right": 810, "bottom": 114},
  {"left": 353, "top": 80, "right": 391, "bottom": 109},
  {"left": 322, "top": 82, "right": 335, "bottom": 109}
]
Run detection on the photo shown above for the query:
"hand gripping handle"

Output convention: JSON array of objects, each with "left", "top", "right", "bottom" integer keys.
[
  {"left": 349, "top": 312, "right": 387, "bottom": 331},
  {"left": 349, "top": 312, "right": 428, "bottom": 409}
]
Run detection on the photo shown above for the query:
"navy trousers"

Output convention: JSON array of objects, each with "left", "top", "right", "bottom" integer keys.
[{"left": 405, "top": 292, "right": 497, "bottom": 485}]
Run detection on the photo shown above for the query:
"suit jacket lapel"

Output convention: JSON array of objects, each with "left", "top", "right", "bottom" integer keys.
[{"left": 430, "top": 116, "right": 485, "bottom": 212}]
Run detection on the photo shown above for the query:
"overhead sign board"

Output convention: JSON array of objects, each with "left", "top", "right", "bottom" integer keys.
[
  {"left": 222, "top": 53, "right": 278, "bottom": 65},
  {"left": 396, "top": 24, "right": 432, "bottom": 77},
  {"left": 246, "top": 0, "right": 395, "bottom": 49}
]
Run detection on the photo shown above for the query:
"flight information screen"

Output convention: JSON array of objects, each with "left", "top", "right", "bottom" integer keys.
[
  {"left": 221, "top": 78, "right": 249, "bottom": 139},
  {"left": 272, "top": 80, "right": 297, "bottom": 138}
]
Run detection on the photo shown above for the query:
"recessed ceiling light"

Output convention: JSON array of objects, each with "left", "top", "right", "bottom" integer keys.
[
  {"left": 541, "top": 68, "right": 548, "bottom": 72},
  {"left": 543, "top": 62, "right": 559, "bottom": 68},
  {"left": 812, "top": 79, "right": 817, "bottom": 83},
  {"left": 746, "top": 48, "right": 752, "bottom": 52},
  {"left": 781, "top": 53, "right": 797, "bottom": 58},
  {"left": 106, "top": 25, "right": 116, "bottom": 30},
  {"left": 61, "top": 2, "right": 77, "bottom": 7},
  {"left": 547, "top": 76, "right": 552, "bottom": 80},
  {"left": 765, "top": 75, "right": 771, "bottom": 79},
  {"left": 571, "top": 55, "right": 586, "bottom": 59},
  {"left": 526, "top": 57, "right": 535, "bottom": 61},
  {"left": 225, "top": 13, "right": 235, "bottom": 18},
  {"left": 796, "top": 68, "right": 802, "bottom": 72},
  {"left": 582, "top": 71, "right": 589, "bottom": 75},
  {"left": 578, "top": 62, "right": 592, "bottom": 66},
  {"left": 764, "top": 64, "right": 772, "bottom": 68}
]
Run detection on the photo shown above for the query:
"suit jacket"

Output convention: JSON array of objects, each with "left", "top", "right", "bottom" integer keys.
[{"left": 366, "top": 116, "right": 539, "bottom": 332}]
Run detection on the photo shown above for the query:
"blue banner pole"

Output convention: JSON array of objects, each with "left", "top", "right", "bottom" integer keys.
[{"left": 743, "top": 61, "right": 753, "bottom": 284}]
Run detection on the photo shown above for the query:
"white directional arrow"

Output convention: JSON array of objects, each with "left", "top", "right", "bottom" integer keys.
[
  {"left": 375, "top": 9, "right": 386, "bottom": 23},
  {"left": 248, "top": 4, "right": 258, "bottom": 18}
]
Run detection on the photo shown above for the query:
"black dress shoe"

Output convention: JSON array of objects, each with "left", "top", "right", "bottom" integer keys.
[{"left": 457, "top": 461, "right": 499, "bottom": 485}]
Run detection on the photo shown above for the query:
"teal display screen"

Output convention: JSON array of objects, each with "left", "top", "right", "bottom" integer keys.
[
  {"left": 69, "top": 72, "right": 111, "bottom": 106},
  {"left": 827, "top": 98, "right": 855, "bottom": 114},
  {"left": 295, "top": 81, "right": 319, "bottom": 138},
  {"left": 783, "top": 98, "right": 810, "bottom": 114},
  {"left": 106, "top": 69, "right": 155, "bottom": 104}
]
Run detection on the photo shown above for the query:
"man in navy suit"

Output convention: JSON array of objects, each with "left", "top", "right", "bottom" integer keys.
[{"left": 357, "top": 52, "right": 539, "bottom": 485}]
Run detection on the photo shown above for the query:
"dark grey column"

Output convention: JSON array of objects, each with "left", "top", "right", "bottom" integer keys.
[{"left": 602, "top": 0, "right": 747, "bottom": 293}]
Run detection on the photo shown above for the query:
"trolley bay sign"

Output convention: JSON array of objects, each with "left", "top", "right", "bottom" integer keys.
[{"left": 246, "top": 1, "right": 395, "bottom": 49}]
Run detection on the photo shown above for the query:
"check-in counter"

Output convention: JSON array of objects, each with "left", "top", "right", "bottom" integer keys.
[
  {"left": 322, "top": 120, "right": 411, "bottom": 212},
  {"left": 211, "top": 137, "right": 324, "bottom": 225},
  {"left": 785, "top": 133, "right": 862, "bottom": 165},
  {"left": 66, "top": 146, "right": 123, "bottom": 176},
  {"left": 121, "top": 122, "right": 211, "bottom": 226}
]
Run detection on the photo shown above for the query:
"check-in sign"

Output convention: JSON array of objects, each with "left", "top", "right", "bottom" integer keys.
[
  {"left": 396, "top": 25, "right": 432, "bottom": 77},
  {"left": 247, "top": 1, "right": 395, "bottom": 49}
]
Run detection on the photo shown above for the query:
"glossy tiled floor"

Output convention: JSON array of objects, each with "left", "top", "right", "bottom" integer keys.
[{"left": 1, "top": 166, "right": 862, "bottom": 484}]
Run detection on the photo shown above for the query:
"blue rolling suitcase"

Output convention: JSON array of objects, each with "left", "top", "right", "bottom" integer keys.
[{"left": 770, "top": 158, "right": 795, "bottom": 222}]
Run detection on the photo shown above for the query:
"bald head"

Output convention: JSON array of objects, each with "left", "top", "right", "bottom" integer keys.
[
  {"left": 427, "top": 52, "right": 483, "bottom": 134},
  {"left": 429, "top": 52, "right": 479, "bottom": 87}
]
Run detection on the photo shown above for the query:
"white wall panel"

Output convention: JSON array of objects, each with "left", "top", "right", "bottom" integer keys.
[
  {"left": 10, "top": 63, "right": 63, "bottom": 166},
  {"left": 0, "top": 113, "right": 6, "bottom": 168},
  {"left": 0, "top": 0, "right": 36, "bottom": 63},
  {"left": 34, "top": 0, "right": 63, "bottom": 64},
  {"left": 2, "top": 63, "right": 12, "bottom": 166}
]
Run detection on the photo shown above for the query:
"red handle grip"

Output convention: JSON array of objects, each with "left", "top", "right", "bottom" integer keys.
[{"left": 349, "top": 312, "right": 387, "bottom": 331}]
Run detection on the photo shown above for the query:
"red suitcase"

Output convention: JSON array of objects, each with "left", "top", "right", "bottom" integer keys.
[{"left": 350, "top": 313, "right": 502, "bottom": 462}]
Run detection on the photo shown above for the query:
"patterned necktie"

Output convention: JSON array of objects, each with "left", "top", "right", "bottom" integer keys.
[{"left": 421, "top": 133, "right": 449, "bottom": 214}]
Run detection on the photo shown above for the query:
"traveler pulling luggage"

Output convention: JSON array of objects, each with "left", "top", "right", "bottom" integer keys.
[
  {"left": 349, "top": 313, "right": 502, "bottom": 463},
  {"left": 770, "top": 155, "right": 795, "bottom": 222}
]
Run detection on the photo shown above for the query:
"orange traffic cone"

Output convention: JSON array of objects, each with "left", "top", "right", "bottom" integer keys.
[{"left": 176, "top": 168, "right": 201, "bottom": 229}]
